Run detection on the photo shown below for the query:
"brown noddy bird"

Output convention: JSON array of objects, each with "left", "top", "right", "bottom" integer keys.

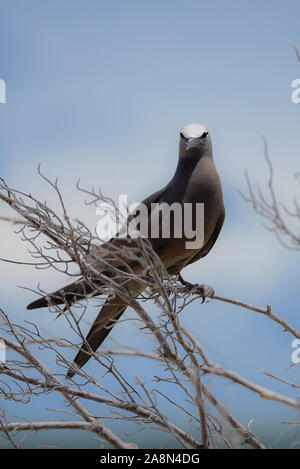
[{"left": 27, "top": 123, "right": 225, "bottom": 378}]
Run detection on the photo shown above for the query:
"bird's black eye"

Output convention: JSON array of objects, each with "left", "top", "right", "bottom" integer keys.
[
  {"left": 201, "top": 132, "right": 208, "bottom": 139},
  {"left": 180, "top": 132, "right": 185, "bottom": 139}
]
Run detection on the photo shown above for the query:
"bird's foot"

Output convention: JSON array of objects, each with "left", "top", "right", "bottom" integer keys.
[
  {"left": 197, "top": 284, "right": 215, "bottom": 303},
  {"left": 178, "top": 274, "right": 214, "bottom": 303}
]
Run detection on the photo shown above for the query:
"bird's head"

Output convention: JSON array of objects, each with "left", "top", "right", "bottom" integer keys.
[{"left": 179, "top": 123, "right": 212, "bottom": 159}]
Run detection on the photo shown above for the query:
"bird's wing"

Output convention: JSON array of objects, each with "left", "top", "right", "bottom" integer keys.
[
  {"left": 27, "top": 187, "right": 167, "bottom": 311},
  {"left": 184, "top": 210, "right": 225, "bottom": 268}
]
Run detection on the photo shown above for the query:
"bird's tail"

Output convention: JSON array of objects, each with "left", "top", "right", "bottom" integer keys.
[
  {"left": 26, "top": 279, "right": 95, "bottom": 310},
  {"left": 66, "top": 296, "right": 127, "bottom": 378}
]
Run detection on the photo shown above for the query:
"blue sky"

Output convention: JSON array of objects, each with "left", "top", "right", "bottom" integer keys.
[{"left": 0, "top": 0, "right": 300, "bottom": 448}]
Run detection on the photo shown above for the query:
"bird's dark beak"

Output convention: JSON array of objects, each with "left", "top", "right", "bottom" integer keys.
[{"left": 185, "top": 137, "right": 200, "bottom": 151}]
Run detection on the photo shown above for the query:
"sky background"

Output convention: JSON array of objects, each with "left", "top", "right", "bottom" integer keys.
[{"left": 0, "top": 0, "right": 300, "bottom": 449}]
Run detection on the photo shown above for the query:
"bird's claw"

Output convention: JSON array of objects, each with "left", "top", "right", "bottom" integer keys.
[
  {"left": 178, "top": 275, "right": 214, "bottom": 302},
  {"left": 198, "top": 284, "right": 215, "bottom": 303}
]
